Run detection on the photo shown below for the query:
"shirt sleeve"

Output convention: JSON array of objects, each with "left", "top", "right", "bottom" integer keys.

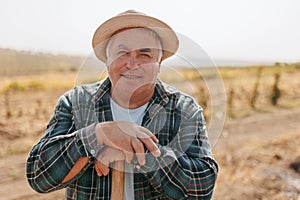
[
  {"left": 26, "top": 93, "right": 102, "bottom": 193},
  {"left": 135, "top": 105, "right": 218, "bottom": 199}
]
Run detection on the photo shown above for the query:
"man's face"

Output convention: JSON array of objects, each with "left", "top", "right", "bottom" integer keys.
[{"left": 106, "top": 28, "right": 162, "bottom": 98}]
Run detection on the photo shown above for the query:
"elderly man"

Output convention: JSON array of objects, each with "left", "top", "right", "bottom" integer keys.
[{"left": 27, "top": 10, "right": 218, "bottom": 199}]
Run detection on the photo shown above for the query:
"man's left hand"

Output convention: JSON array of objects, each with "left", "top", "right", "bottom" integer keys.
[{"left": 94, "top": 147, "right": 126, "bottom": 176}]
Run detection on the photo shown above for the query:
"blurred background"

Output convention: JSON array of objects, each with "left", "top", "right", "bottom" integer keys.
[{"left": 0, "top": 0, "right": 299, "bottom": 199}]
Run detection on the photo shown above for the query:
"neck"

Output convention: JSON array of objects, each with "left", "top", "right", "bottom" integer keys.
[{"left": 110, "top": 86, "right": 155, "bottom": 109}]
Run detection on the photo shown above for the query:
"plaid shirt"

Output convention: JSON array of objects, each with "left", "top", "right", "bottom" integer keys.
[{"left": 26, "top": 77, "right": 218, "bottom": 200}]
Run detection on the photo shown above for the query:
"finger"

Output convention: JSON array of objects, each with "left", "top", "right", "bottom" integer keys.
[
  {"left": 137, "top": 130, "right": 161, "bottom": 157},
  {"left": 138, "top": 127, "right": 159, "bottom": 143},
  {"left": 137, "top": 129, "right": 160, "bottom": 147},
  {"left": 96, "top": 157, "right": 110, "bottom": 176},
  {"left": 121, "top": 145, "right": 134, "bottom": 163},
  {"left": 97, "top": 161, "right": 110, "bottom": 176},
  {"left": 94, "top": 160, "right": 103, "bottom": 176},
  {"left": 124, "top": 151, "right": 134, "bottom": 163},
  {"left": 139, "top": 137, "right": 161, "bottom": 157},
  {"left": 131, "top": 138, "right": 146, "bottom": 165},
  {"left": 96, "top": 153, "right": 110, "bottom": 176},
  {"left": 94, "top": 161, "right": 102, "bottom": 176}
]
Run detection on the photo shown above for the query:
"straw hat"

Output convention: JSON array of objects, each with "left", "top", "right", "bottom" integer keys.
[{"left": 92, "top": 10, "right": 179, "bottom": 63}]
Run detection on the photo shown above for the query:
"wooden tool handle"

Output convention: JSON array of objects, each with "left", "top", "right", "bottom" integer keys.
[{"left": 111, "top": 161, "right": 125, "bottom": 200}]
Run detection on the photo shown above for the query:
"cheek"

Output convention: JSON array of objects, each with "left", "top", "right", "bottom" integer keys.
[
  {"left": 107, "top": 59, "right": 124, "bottom": 74},
  {"left": 144, "top": 64, "right": 160, "bottom": 76},
  {"left": 107, "top": 64, "right": 121, "bottom": 84}
]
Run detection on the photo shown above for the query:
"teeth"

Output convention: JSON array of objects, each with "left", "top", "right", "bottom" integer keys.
[{"left": 123, "top": 75, "right": 140, "bottom": 79}]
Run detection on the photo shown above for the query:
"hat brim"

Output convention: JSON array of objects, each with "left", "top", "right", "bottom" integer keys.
[{"left": 92, "top": 13, "right": 179, "bottom": 63}]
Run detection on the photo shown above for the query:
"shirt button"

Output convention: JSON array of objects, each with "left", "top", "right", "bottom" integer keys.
[{"left": 90, "top": 149, "right": 96, "bottom": 156}]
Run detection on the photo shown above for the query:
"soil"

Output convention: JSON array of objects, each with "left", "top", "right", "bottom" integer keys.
[{"left": 213, "top": 107, "right": 300, "bottom": 200}]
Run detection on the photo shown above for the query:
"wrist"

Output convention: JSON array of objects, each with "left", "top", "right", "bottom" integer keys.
[{"left": 95, "top": 123, "right": 104, "bottom": 146}]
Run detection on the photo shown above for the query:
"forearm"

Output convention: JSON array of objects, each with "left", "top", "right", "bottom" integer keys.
[
  {"left": 26, "top": 130, "right": 92, "bottom": 193},
  {"left": 26, "top": 92, "right": 107, "bottom": 192},
  {"left": 140, "top": 101, "right": 218, "bottom": 199},
  {"left": 62, "top": 157, "right": 90, "bottom": 183},
  {"left": 137, "top": 145, "right": 218, "bottom": 199}
]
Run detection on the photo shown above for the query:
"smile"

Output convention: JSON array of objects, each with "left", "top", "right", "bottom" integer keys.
[{"left": 121, "top": 74, "right": 142, "bottom": 79}]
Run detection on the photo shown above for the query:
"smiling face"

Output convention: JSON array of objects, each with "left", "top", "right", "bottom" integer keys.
[{"left": 106, "top": 28, "right": 163, "bottom": 108}]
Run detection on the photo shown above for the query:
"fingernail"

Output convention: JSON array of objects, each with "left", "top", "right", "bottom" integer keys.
[{"left": 153, "top": 149, "right": 161, "bottom": 157}]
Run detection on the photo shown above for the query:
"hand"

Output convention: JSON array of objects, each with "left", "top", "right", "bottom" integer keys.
[
  {"left": 94, "top": 147, "right": 125, "bottom": 176},
  {"left": 95, "top": 121, "right": 160, "bottom": 165}
]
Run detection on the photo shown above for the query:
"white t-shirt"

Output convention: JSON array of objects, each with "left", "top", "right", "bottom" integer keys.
[{"left": 110, "top": 98, "right": 148, "bottom": 200}]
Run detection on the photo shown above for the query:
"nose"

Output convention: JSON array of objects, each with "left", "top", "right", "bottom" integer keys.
[{"left": 125, "top": 54, "right": 139, "bottom": 70}]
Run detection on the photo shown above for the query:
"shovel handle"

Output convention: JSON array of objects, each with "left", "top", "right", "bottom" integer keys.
[{"left": 111, "top": 161, "right": 125, "bottom": 200}]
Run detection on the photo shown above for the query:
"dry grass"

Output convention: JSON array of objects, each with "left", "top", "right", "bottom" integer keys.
[{"left": 1, "top": 65, "right": 299, "bottom": 157}]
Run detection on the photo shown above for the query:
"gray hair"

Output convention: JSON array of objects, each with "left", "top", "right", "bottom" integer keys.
[{"left": 105, "top": 27, "right": 163, "bottom": 62}]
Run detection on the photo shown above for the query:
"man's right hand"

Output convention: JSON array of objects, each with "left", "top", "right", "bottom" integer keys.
[{"left": 95, "top": 121, "right": 161, "bottom": 165}]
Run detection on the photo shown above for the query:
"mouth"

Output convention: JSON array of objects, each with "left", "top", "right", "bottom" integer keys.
[{"left": 121, "top": 74, "right": 142, "bottom": 79}]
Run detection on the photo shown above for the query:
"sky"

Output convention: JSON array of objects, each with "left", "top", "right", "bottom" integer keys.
[{"left": 1, "top": 0, "right": 300, "bottom": 64}]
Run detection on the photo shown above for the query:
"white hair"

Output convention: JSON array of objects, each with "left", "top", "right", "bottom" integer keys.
[{"left": 105, "top": 27, "right": 163, "bottom": 62}]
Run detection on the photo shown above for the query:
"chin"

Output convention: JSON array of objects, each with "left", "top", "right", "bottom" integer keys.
[{"left": 121, "top": 83, "right": 152, "bottom": 95}]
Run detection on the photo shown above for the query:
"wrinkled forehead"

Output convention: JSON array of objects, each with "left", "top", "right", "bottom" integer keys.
[{"left": 106, "top": 27, "right": 162, "bottom": 51}]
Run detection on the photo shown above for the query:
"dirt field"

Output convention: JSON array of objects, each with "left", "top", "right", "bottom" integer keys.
[
  {"left": 0, "top": 67, "right": 299, "bottom": 199},
  {"left": 213, "top": 107, "right": 300, "bottom": 200}
]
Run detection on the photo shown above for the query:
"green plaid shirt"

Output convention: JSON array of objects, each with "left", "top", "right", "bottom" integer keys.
[{"left": 26, "top": 77, "right": 218, "bottom": 199}]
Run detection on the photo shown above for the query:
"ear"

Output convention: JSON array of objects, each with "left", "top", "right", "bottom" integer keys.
[{"left": 158, "top": 57, "right": 163, "bottom": 71}]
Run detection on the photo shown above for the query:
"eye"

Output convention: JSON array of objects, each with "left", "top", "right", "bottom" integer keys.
[{"left": 140, "top": 53, "right": 151, "bottom": 58}]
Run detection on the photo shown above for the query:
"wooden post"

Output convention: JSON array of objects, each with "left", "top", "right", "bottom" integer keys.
[{"left": 111, "top": 161, "right": 125, "bottom": 200}]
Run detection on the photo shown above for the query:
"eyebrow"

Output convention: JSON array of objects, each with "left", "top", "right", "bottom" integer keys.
[
  {"left": 115, "top": 43, "right": 153, "bottom": 53},
  {"left": 116, "top": 45, "right": 152, "bottom": 53},
  {"left": 117, "top": 44, "right": 128, "bottom": 49}
]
